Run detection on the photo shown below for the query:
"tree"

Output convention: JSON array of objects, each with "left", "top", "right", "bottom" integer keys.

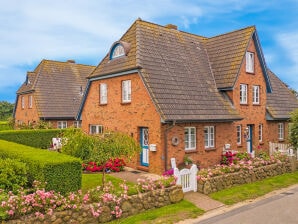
[
  {"left": 61, "top": 128, "right": 141, "bottom": 185},
  {"left": 289, "top": 108, "right": 298, "bottom": 151},
  {"left": 0, "top": 101, "right": 14, "bottom": 120}
]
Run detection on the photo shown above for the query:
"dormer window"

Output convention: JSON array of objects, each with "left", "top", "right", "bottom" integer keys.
[
  {"left": 111, "top": 44, "right": 125, "bottom": 59},
  {"left": 109, "top": 41, "right": 131, "bottom": 60}
]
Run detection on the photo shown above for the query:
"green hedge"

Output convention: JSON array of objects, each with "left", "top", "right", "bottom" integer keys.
[
  {"left": 0, "top": 140, "right": 82, "bottom": 194},
  {"left": 0, "top": 129, "right": 64, "bottom": 149}
]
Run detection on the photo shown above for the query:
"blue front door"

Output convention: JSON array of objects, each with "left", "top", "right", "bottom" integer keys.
[
  {"left": 246, "top": 125, "right": 253, "bottom": 153},
  {"left": 140, "top": 127, "right": 149, "bottom": 166}
]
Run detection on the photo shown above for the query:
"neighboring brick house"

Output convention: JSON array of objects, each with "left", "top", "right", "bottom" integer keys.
[
  {"left": 14, "top": 59, "right": 95, "bottom": 129},
  {"left": 79, "top": 19, "right": 298, "bottom": 174}
]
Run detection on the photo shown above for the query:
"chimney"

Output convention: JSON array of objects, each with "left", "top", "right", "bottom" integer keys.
[
  {"left": 165, "top": 24, "right": 177, "bottom": 30},
  {"left": 67, "top": 59, "right": 75, "bottom": 63}
]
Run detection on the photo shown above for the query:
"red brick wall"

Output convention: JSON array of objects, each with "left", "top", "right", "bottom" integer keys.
[
  {"left": 162, "top": 122, "right": 234, "bottom": 170},
  {"left": 81, "top": 73, "right": 163, "bottom": 174},
  {"left": 14, "top": 93, "right": 40, "bottom": 127},
  {"left": 227, "top": 39, "right": 271, "bottom": 153}
]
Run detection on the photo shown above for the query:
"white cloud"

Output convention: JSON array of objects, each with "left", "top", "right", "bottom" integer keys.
[{"left": 1, "top": 0, "right": 298, "bottom": 101}]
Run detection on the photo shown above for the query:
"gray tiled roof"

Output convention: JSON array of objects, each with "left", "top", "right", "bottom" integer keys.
[
  {"left": 205, "top": 26, "right": 255, "bottom": 89},
  {"left": 266, "top": 70, "right": 298, "bottom": 119},
  {"left": 17, "top": 60, "right": 95, "bottom": 119},
  {"left": 89, "top": 20, "right": 242, "bottom": 122}
]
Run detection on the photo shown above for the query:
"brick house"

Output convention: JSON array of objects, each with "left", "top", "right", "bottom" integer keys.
[
  {"left": 79, "top": 19, "right": 298, "bottom": 174},
  {"left": 14, "top": 59, "right": 95, "bottom": 129}
]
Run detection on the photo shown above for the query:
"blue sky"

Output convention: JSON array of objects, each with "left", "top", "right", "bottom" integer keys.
[{"left": 1, "top": 0, "right": 298, "bottom": 103}]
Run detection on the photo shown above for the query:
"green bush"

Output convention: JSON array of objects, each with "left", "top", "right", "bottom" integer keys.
[
  {"left": 0, "top": 140, "right": 82, "bottom": 194},
  {"left": 0, "top": 158, "right": 28, "bottom": 192},
  {"left": 0, "top": 129, "right": 64, "bottom": 149}
]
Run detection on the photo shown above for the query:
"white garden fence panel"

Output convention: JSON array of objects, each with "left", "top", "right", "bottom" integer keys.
[{"left": 174, "top": 164, "right": 198, "bottom": 193}]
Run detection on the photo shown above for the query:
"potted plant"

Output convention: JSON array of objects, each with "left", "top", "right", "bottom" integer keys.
[{"left": 183, "top": 155, "right": 193, "bottom": 166}]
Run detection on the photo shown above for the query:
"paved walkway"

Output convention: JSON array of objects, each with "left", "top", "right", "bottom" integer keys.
[{"left": 109, "top": 167, "right": 224, "bottom": 212}]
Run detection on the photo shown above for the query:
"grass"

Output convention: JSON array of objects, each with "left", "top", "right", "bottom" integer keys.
[
  {"left": 81, "top": 173, "right": 138, "bottom": 195},
  {"left": 107, "top": 200, "right": 204, "bottom": 224},
  {"left": 210, "top": 170, "right": 298, "bottom": 205},
  {"left": 0, "top": 121, "right": 11, "bottom": 131}
]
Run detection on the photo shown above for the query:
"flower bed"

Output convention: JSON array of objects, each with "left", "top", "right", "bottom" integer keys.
[
  {"left": 82, "top": 158, "right": 126, "bottom": 172},
  {"left": 197, "top": 152, "right": 294, "bottom": 194},
  {"left": 1, "top": 176, "right": 180, "bottom": 223}
]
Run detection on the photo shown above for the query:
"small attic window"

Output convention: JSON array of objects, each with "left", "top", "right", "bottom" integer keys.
[
  {"left": 25, "top": 76, "right": 30, "bottom": 85},
  {"left": 110, "top": 43, "right": 125, "bottom": 59},
  {"left": 109, "top": 41, "right": 131, "bottom": 60}
]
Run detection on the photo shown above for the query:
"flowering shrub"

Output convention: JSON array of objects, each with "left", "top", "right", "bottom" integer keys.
[
  {"left": 0, "top": 175, "right": 176, "bottom": 221},
  {"left": 82, "top": 158, "right": 126, "bottom": 173},
  {"left": 162, "top": 168, "right": 174, "bottom": 176},
  {"left": 220, "top": 151, "right": 237, "bottom": 165},
  {"left": 136, "top": 176, "right": 176, "bottom": 193},
  {"left": 197, "top": 152, "right": 289, "bottom": 182}
]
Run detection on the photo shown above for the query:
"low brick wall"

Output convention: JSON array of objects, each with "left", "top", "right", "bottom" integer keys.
[
  {"left": 198, "top": 162, "right": 293, "bottom": 195},
  {"left": 5, "top": 185, "right": 183, "bottom": 224}
]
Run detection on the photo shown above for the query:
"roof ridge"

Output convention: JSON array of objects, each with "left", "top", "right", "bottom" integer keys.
[{"left": 208, "top": 25, "right": 255, "bottom": 39}]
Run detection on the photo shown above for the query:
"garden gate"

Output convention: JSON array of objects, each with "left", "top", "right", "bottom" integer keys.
[{"left": 174, "top": 164, "right": 198, "bottom": 193}]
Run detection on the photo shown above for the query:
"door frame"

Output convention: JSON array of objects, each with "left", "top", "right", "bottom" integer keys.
[
  {"left": 140, "top": 127, "right": 149, "bottom": 167},
  {"left": 246, "top": 125, "right": 253, "bottom": 153}
]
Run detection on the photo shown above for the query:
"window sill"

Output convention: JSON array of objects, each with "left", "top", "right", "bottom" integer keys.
[
  {"left": 240, "top": 103, "right": 248, "bottom": 106},
  {"left": 278, "top": 139, "right": 285, "bottom": 142},
  {"left": 246, "top": 71, "right": 255, "bottom": 74},
  {"left": 99, "top": 103, "right": 107, "bottom": 106},
  {"left": 205, "top": 148, "right": 216, "bottom": 151},
  {"left": 121, "top": 102, "right": 131, "bottom": 105},
  {"left": 252, "top": 103, "right": 260, "bottom": 106},
  {"left": 237, "top": 144, "right": 243, "bottom": 148},
  {"left": 185, "top": 149, "right": 197, "bottom": 153}
]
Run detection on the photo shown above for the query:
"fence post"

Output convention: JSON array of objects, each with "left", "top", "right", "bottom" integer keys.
[{"left": 190, "top": 164, "right": 198, "bottom": 192}]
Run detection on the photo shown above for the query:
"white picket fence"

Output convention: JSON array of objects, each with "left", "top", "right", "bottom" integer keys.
[{"left": 269, "top": 142, "right": 297, "bottom": 157}]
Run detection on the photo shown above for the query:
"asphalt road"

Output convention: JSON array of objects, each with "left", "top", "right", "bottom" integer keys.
[{"left": 197, "top": 185, "right": 298, "bottom": 224}]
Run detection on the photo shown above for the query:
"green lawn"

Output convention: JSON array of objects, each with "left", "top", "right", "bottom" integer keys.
[
  {"left": 107, "top": 200, "right": 204, "bottom": 224},
  {"left": 210, "top": 171, "right": 298, "bottom": 205},
  {"left": 82, "top": 173, "right": 138, "bottom": 195}
]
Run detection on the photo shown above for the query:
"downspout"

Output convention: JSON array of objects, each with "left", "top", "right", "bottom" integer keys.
[{"left": 164, "top": 120, "right": 176, "bottom": 171}]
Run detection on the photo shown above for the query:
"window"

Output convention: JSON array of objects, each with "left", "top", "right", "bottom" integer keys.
[
  {"left": 259, "top": 124, "right": 263, "bottom": 142},
  {"left": 240, "top": 84, "right": 248, "bottom": 104},
  {"left": 122, "top": 80, "right": 131, "bottom": 103},
  {"left": 252, "top": 85, "right": 260, "bottom": 104},
  {"left": 29, "top": 95, "right": 32, "bottom": 108},
  {"left": 21, "top": 96, "right": 25, "bottom": 109},
  {"left": 57, "top": 121, "right": 67, "bottom": 129},
  {"left": 184, "top": 127, "right": 196, "bottom": 150},
  {"left": 99, "top": 83, "right": 107, "bottom": 104},
  {"left": 246, "top": 52, "right": 254, "bottom": 73},
  {"left": 278, "top": 123, "right": 284, "bottom": 140},
  {"left": 237, "top": 125, "right": 242, "bottom": 145},
  {"left": 111, "top": 44, "right": 125, "bottom": 59},
  {"left": 73, "top": 121, "right": 81, "bottom": 128},
  {"left": 204, "top": 126, "right": 215, "bottom": 148},
  {"left": 90, "top": 125, "right": 104, "bottom": 134}
]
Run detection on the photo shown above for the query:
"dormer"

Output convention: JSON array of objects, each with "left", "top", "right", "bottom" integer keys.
[{"left": 109, "top": 41, "right": 131, "bottom": 60}]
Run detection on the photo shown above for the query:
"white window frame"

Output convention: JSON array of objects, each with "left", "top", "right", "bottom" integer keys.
[
  {"left": 21, "top": 96, "right": 25, "bottom": 109},
  {"left": 237, "top": 125, "right": 242, "bottom": 145},
  {"left": 246, "top": 51, "right": 254, "bottom": 73},
  {"left": 278, "top": 123, "right": 284, "bottom": 140},
  {"left": 100, "top": 83, "right": 108, "bottom": 104},
  {"left": 204, "top": 126, "right": 215, "bottom": 148},
  {"left": 240, "top": 84, "right": 248, "bottom": 104},
  {"left": 90, "top": 125, "right": 104, "bottom": 135},
  {"left": 259, "top": 123, "right": 263, "bottom": 142},
  {"left": 57, "top": 121, "right": 67, "bottom": 129},
  {"left": 73, "top": 121, "right": 81, "bottom": 128},
  {"left": 253, "top": 85, "right": 260, "bottom": 105},
  {"left": 122, "top": 80, "right": 131, "bottom": 103},
  {"left": 28, "top": 95, "right": 33, "bottom": 108},
  {"left": 184, "top": 127, "right": 196, "bottom": 150}
]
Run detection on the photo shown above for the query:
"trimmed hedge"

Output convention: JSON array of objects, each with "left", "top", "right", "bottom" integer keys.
[
  {"left": 0, "top": 129, "right": 64, "bottom": 149},
  {"left": 0, "top": 140, "right": 82, "bottom": 194}
]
